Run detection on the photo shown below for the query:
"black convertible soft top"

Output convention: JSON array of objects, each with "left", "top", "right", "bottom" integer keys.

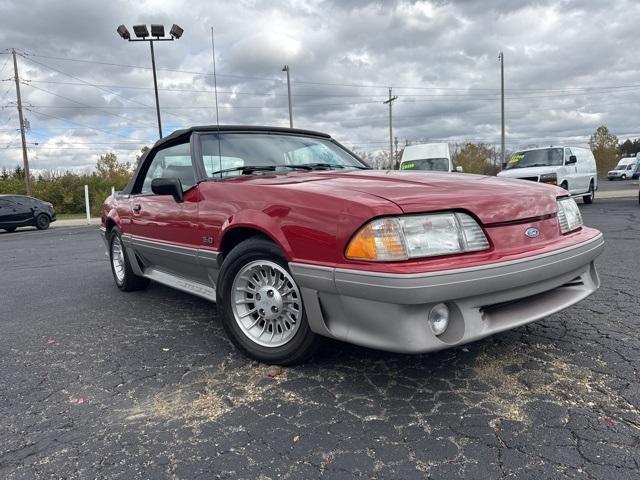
[
  {"left": 153, "top": 125, "right": 332, "bottom": 150},
  {"left": 121, "top": 125, "right": 336, "bottom": 194}
]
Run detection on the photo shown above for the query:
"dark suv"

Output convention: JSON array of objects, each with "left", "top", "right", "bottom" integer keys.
[{"left": 0, "top": 195, "right": 56, "bottom": 232}]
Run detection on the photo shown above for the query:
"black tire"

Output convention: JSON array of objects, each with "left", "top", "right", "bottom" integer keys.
[
  {"left": 560, "top": 181, "right": 569, "bottom": 191},
  {"left": 3, "top": 227, "right": 16, "bottom": 233},
  {"left": 583, "top": 181, "right": 595, "bottom": 204},
  {"left": 35, "top": 214, "right": 50, "bottom": 230},
  {"left": 109, "top": 227, "right": 150, "bottom": 292},
  {"left": 217, "top": 237, "right": 321, "bottom": 365}
]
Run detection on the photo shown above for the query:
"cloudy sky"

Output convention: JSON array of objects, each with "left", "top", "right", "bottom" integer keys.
[{"left": 1, "top": 0, "right": 639, "bottom": 171}]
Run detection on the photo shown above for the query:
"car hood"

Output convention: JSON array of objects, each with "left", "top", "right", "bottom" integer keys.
[
  {"left": 607, "top": 170, "right": 622, "bottom": 175},
  {"left": 254, "top": 170, "right": 563, "bottom": 224},
  {"left": 497, "top": 166, "right": 558, "bottom": 178}
]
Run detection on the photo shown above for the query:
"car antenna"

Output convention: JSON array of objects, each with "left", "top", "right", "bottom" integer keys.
[{"left": 211, "top": 26, "right": 222, "bottom": 179}]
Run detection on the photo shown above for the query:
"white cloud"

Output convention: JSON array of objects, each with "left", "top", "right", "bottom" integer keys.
[{"left": 1, "top": 0, "right": 640, "bottom": 170}]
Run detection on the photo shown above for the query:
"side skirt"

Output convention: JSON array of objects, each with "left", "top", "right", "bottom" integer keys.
[{"left": 143, "top": 267, "right": 217, "bottom": 303}]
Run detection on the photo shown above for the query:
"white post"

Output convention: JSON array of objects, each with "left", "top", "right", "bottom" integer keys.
[
  {"left": 84, "top": 184, "right": 90, "bottom": 224},
  {"left": 111, "top": 186, "right": 115, "bottom": 197}
]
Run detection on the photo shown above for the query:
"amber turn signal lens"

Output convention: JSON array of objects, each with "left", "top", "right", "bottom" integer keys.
[{"left": 345, "top": 218, "right": 408, "bottom": 261}]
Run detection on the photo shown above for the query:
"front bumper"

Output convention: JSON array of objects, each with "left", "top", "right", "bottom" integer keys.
[{"left": 290, "top": 233, "right": 604, "bottom": 354}]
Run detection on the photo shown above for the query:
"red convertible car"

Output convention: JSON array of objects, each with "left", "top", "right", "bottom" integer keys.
[{"left": 101, "top": 126, "right": 603, "bottom": 364}]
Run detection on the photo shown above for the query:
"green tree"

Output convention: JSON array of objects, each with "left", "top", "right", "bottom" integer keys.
[
  {"left": 619, "top": 138, "right": 633, "bottom": 156},
  {"left": 589, "top": 126, "right": 618, "bottom": 177},
  {"left": 95, "top": 152, "right": 131, "bottom": 180},
  {"left": 452, "top": 143, "right": 498, "bottom": 175},
  {"left": 136, "top": 146, "right": 150, "bottom": 167}
]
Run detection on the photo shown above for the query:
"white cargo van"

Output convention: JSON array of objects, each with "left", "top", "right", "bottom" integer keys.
[
  {"left": 399, "top": 143, "right": 462, "bottom": 173},
  {"left": 497, "top": 146, "right": 597, "bottom": 203},
  {"left": 607, "top": 157, "right": 639, "bottom": 180}
]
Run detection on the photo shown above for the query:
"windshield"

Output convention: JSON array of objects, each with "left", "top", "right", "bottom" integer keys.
[
  {"left": 400, "top": 158, "right": 450, "bottom": 172},
  {"left": 201, "top": 133, "right": 366, "bottom": 177},
  {"left": 505, "top": 148, "right": 564, "bottom": 169},
  {"left": 615, "top": 165, "right": 627, "bottom": 170}
]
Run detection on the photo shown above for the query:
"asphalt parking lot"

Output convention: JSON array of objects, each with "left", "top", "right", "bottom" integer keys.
[{"left": 1, "top": 198, "right": 638, "bottom": 479}]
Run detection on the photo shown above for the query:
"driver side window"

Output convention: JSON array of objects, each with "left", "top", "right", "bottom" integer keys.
[
  {"left": 564, "top": 148, "right": 573, "bottom": 162},
  {"left": 139, "top": 142, "right": 194, "bottom": 194}
]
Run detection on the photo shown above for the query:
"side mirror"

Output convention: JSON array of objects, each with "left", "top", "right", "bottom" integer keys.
[
  {"left": 455, "top": 166, "right": 464, "bottom": 173},
  {"left": 151, "top": 177, "right": 184, "bottom": 203},
  {"left": 567, "top": 155, "right": 577, "bottom": 164}
]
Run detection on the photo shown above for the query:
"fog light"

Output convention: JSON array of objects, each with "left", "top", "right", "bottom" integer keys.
[{"left": 428, "top": 303, "right": 449, "bottom": 336}]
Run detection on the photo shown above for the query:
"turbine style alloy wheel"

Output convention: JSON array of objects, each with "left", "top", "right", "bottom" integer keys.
[
  {"left": 231, "top": 260, "right": 302, "bottom": 348},
  {"left": 111, "top": 235, "right": 126, "bottom": 284}
]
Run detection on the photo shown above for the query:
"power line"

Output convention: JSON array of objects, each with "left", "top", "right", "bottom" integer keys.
[
  {"left": 20, "top": 54, "right": 192, "bottom": 124},
  {"left": 22, "top": 77, "right": 640, "bottom": 104},
  {"left": 24, "top": 83, "right": 159, "bottom": 127},
  {"left": 25, "top": 107, "right": 144, "bottom": 140},
  {"left": 0, "top": 56, "right": 10, "bottom": 76},
  {"left": 23, "top": 51, "right": 640, "bottom": 94}
]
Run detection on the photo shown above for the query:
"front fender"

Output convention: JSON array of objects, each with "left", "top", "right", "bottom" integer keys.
[{"left": 219, "top": 209, "right": 294, "bottom": 260}]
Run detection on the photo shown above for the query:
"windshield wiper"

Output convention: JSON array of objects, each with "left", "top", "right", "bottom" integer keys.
[
  {"left": 208, "top": 164, "right": 314, "bottom": 177},
  {"left": 298, "top": 163, "right": 369, "bottom": 170},
  {"left": 511, "top": 163, "right": 552, "bottom": 169}
]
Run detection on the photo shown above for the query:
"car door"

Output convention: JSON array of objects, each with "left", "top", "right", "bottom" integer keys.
[
  {"left": 2, "top": 197, "right": 33, "bottom": 226},
  {"left": 563, "top": 148, "right": 580, "bottom": 193},
  {"left": 126, "top": 138, "right": 208, "bottom": 283},
  {"left": 0, "top": 198, "right": 16, "bottom": 226}
]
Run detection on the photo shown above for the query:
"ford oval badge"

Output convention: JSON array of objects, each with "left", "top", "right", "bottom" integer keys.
[{"left": 525, "top": 227, "right": 540, "bottom": 238}]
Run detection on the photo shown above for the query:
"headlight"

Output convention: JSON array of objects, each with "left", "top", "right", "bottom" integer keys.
[
  {"left": 345, "top": 212, "right": 490, "bottom": 261},
  {"left": 539, "top": 173, "right": 557, "bottom": 185},
  {"left": 557, "top": 197, "right": 582, "bottom": 234}
]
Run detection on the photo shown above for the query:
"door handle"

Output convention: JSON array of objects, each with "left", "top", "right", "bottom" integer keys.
[{"left": 132, "top": 204, "right": 142, "bottom": 213}]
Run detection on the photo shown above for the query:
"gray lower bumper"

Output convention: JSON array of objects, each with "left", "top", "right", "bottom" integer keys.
[{"left": 290, "top": 234, "right": 604, "bottom": 354}]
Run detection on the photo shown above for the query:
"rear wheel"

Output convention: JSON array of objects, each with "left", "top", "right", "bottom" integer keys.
[
  {"left": 35, "top": 214, "right": 50, "bottom": 230},
  {"left": 109, "top": 228, "right": 149, "bottom": 292},
  {"left": 560, "top": 181, "right": 569, "bottom": 191},
  {"left": 583, "top": 181, "right": 595, "bottom": 204},
  {"left": 217, "top": 237, "right": 321, "bottom": 365}
]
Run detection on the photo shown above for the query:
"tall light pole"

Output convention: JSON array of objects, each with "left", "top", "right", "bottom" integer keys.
[
  {"left": 499, "top": 51, "right": 505, "bottom": 168},
  {"left": 282, "top": 65, "right": 293, "bottom": 128},
  {"left": 11, "top": 49, "right": 31, "bottom": 195},
  {"left": 383, "top": 87, "right": 398, "bottom": 169},
  {"left": 117, "top": 23, "right": 184, "bottom": 139}
]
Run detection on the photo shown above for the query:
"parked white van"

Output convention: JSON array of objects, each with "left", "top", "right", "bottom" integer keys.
[
  {"left": 607, "top": 157, "right": 639, "bottom": 180},
  {"left": 399, "top": 143, "right": 462, "bottom": 173},
  {"left": 497, "top": 146, "right": 597, "bottom": 204}
]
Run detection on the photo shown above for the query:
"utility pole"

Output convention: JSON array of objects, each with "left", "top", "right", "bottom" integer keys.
[
  {"left": 394, "top": 136, "right": 398, "bottom": 168},
  {"left": 383, "top": 88, "right": 398, "bottom": 169},
  {"left": 11, "top": 49, "right": 31, "bottom": 195},
  {"left": 499, "top": 51, "right": 505, "bottom": 168},
  {"left": 282, "top": 65, "right": 293, "bottom": 128}
]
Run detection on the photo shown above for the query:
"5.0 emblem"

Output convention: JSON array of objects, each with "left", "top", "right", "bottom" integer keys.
[
  {"left": 525, "top": 227, "right": 540, "bottom": 238},
  {"left": 202, "top": 236, "right": 214, "bottom": 245}
]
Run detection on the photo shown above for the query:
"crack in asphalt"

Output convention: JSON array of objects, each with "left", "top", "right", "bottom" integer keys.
[{"left": 1, "top": 200, "right": 639, "bottom": 479}]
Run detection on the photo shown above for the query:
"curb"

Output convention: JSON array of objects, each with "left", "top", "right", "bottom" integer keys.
[
  {"left": 597, "top": 190, "right": 638, "bottom": 199},
  {"left": 52, "top": 218, "right": 101, "bottom": 228}
]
